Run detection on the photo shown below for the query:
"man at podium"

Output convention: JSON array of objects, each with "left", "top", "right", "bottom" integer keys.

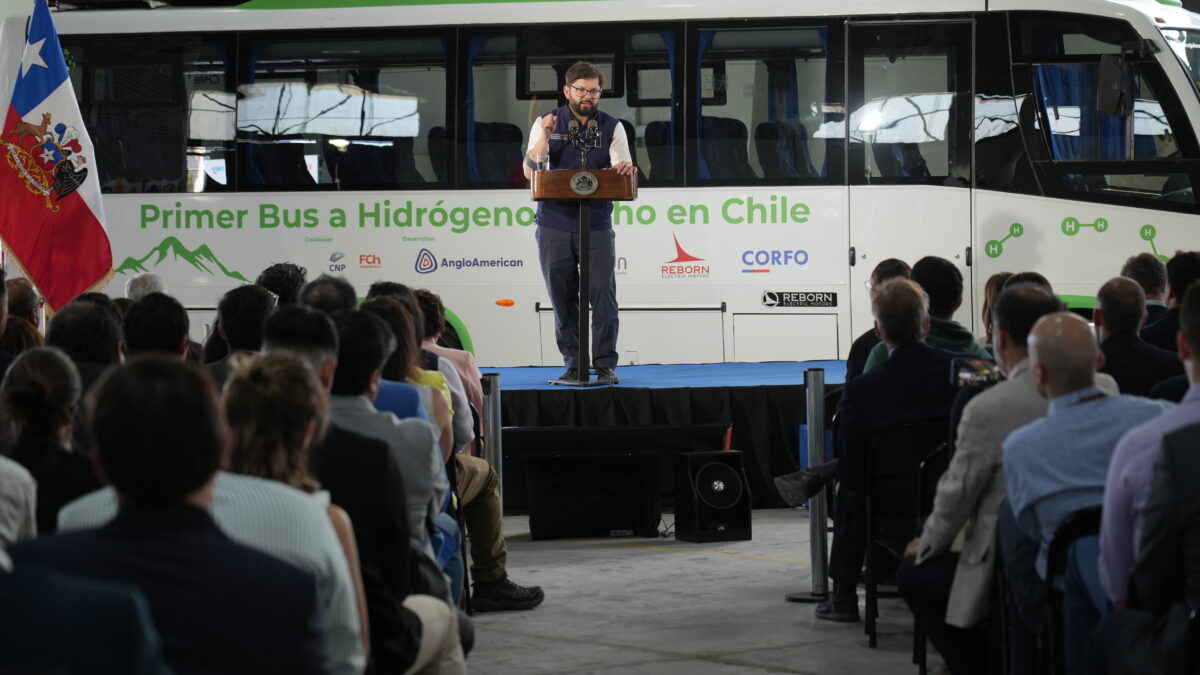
[{"left": 523, "top": 61, "right": 635, "bottom": 384}]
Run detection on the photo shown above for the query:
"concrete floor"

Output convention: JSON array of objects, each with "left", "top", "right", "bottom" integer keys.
[{"left": 470, "top": 508, "right": 934, "bottom": 675}]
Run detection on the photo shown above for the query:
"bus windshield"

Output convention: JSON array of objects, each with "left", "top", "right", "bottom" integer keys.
[{"left": 1161, "top": 27, "right": 1200, "bottom": 94}]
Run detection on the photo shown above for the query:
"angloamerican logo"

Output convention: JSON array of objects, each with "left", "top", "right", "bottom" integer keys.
[
  {"left": 415, "top": 247, "right": 524, "bottom": 274},
  {"left": 661, "top": 234, "right": 709, "bottom": 279}
]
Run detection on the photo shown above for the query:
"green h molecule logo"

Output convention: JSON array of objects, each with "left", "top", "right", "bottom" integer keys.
[
  {"left": 985, "top": 222, "right": 1024, "bottom": 259},
  {"left": 1140, "top": 224, "right": 1168, "bottom": 263},
  {"left": 1060, "top": 216, "right": 1109, "bottom": 236}
]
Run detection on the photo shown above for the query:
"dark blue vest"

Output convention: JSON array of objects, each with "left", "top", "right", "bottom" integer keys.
[{"left": 536, "top": 105, "right": 619, "bottom": 232}]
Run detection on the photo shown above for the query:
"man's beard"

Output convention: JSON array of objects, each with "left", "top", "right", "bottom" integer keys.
[{"left": 568, "top": 98, "right": 596, "bottom": 118}]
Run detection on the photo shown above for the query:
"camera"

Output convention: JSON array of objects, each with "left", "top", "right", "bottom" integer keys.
[{"left": 951, "top": 357, "right": 1004, "bottom": 388}]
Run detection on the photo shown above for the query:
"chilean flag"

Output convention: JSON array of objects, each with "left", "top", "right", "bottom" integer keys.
[{"left": 0, "top": 0, "right": 110, "bottom": 312}]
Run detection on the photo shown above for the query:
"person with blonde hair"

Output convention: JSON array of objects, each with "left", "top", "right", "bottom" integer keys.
[{"left": 223, "top": 354, "right": 370, "bottom": 660}]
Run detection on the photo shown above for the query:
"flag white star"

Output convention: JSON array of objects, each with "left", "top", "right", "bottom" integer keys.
[
  {"left": 20, "top": 38, "right": 47, "bottom": 78},
  {"left": 40, "top": 146, "right": 57, "bottom": 164}
]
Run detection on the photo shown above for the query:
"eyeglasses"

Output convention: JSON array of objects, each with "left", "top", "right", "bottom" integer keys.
[{"left": 567, "top": 84, "right": 603, "bottom": 98}]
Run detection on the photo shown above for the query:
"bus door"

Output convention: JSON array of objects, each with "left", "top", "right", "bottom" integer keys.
[{"left": 846, "top": 20, "right": 975, "bottom": 341}]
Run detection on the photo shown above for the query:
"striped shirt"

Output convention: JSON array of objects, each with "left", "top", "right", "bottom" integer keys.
[
  {"left": 58, "top": 472, "right": 365, "bottom": 675},
  {"left": 0, "top": 454, "right": 36, "bottom": 545}
]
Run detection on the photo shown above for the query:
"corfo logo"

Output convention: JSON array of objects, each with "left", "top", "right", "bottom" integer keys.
[
  {"left": 741, "top": 249, "right": 809, "bottom": 273},
  {"left": 415, "top": 248, "right": 438, "bottom": 274},
  {"left": 762, "top": 291, "right": 837, "bottom": 308},
  {"left": 662, "top": 234, "right": 709, "bottom": 279}
]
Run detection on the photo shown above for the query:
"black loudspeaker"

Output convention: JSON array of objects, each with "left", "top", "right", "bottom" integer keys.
[
  {"left": 674, "top": 451, "right": 752, "bottom": 543},
  {"left": 525, "top": 457, "right": 660, "bottom": 540}
]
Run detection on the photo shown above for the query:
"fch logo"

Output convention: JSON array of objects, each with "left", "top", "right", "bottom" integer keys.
[
  {"left": 359, "top": 254, "right": 382, "bottom": 269},
  {"left": 415, "top": 248, "right": 438, "bottom": 274},
  {"left": 329, "top": 251, "right": 346, "bottom": 272}
]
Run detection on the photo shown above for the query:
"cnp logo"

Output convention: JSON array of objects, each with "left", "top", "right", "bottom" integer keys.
[
  {"left": 415, "top": 248, "right": 438, "bottom": 274},
  {"left": 329, "top": 251, "right": 346, "bottom": 272},
  {"left": 741, "top": 249, "right": 808, "bottom": 273},
  {"left": 359, "top": 254, "right": 382, "bottom": 269}
]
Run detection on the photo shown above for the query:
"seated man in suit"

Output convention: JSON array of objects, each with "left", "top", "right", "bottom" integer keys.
[
  {"left": 205, "top": 284, "right": 276, "bottom": 388},
  {"left": 1095, "top": 276, "right": 1183, "bottom": 396},
  {"left": 10, "top": 356, "right": 333, "bottom": 674},
  {"left": 819, "top": 278, "right": 965, "bottom": 621},
  {"left": 896, "top": 283, "right": 1071, "bottom": 674},
  {"left": 1122, "top": 252, "right": 1169, "bottom": 326},
  {"left": 999, "top": 313, "right": 1170, "bottom": 674},
  {"left": 1140, "top": 250, "right": 1200, "bottom": 352}
]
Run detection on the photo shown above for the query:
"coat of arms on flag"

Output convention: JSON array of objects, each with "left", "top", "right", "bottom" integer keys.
[{"left": 0, "top": 0, "right": 111, "bottom": 312}]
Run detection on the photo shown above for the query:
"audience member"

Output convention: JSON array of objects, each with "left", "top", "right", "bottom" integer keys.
[
  {"left": 123, "top": 273, "right": 166, "bottom": 302},
  {"left": 205, "top": 284, "right": 275, "bottom": 388},
  {"left": 0, "top": 552, "right": 172, "bottom": 674},
  {"left": 0, "top": 317, "right": 41, "bottom": 355},
  {"left": 1, "top": 347, "right": 99, "bottom": 534},
  {"left": 113, "top": 296, "right": 133, "bottom": 320},
  {"left": 999, "top": 312, "right": 1169, "bottom": 674},
  {"left": 0, "top": 456, "right": 35, "bottom": 544},
  {"left": 1004, "top": 271, "right": 1053, "bottom": 290},
  {"left": 819, "top": 278, "right": 964, "bottom": 621},
  {"left": 359, "top": 297, "right": 432, "bottom": 424},
  {"left": 1095, "top": 423, "right": 1200, "bottom": 675},
  {"left": 1141, "top": 250, "right": 1200, "bottom": 351},
  {"left": 257, "top": 262, "right": 308, "bottom": 306},
  {"left": 1148, "top": 372, "right": 1189, "bottom": 403},
  {"left": 72, "top": 291, "right": 123, "bottom": 325},
  {"left": 0, "top": 270, "right": 14, "bottom": 375},
  {"left": 12, "top": 356, "right": 335, "bottom": 674},
  {"left": 301, "top": 275, "right": 358, "bottom": 315},
  {"left": 224, "top": 354, "right": 370, "bottom": 658},
  {"left": 896, "top": 284, "right": 1071, "bottom": 674},
  {"left": 45, "top": 301, "right": 124, "bottom": 453},
  {"left": 417, "top": 288, "right": 485, "bottom": 452},
  {"left": 123, "top": 293, "right": 189, "bottom": 359},
  {"left": 862, "top": 256, "right": 989, "bottom": 371},
  {"left": 980, "top": 271, "right": 1014, "bottom": 348},
  {"left": 1122, "top": 252, "right": 1169, "bottom": 325},
  {"left": 262, "top": 304, "right": 465, "bottom": 673},
  {"left": 846, "top": 259, "right": 911, "bottom": 380},
  {"left": 1095, "top": 276, "right": 1183, "bottom": 396},
  {"left": 1100, "top": 281, "right": 1200, "bottom": 606},
  {"left": 6, "top": 277, "right": 41, "bottom": 331}
]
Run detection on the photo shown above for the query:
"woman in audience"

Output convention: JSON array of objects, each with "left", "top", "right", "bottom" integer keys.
[
  {"left": 1, "top": 347, "right": 99, "bottom": 534},
  {"left": 980, "top": 271, "right": 1013, "bottom": 349},
  {"left": 223, "top": 354, "right": 370, "bottom": 659},
  {"left": 0, "top": 317, "right": 42, "bottom": 356}
]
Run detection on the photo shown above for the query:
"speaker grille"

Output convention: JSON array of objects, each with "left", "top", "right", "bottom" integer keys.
[{"left": 694, "top": 462, "right": 743, "bottom": 510}]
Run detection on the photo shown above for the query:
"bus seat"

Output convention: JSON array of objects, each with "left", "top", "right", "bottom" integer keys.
[
  {"left": 870, "top": 142, "right": 931, "bottom": 179},
  {"left": 618, "top": 119, "right": 641, "bottom": 177},
  {"left": 320, "top": 136, "right": 425, "bottom": 187},
  {"left": 644, "top": 120, "right": 673, "bottom": 181},
  {"left": 700, "top": 116, "right": 757, "bottom": 180},
  {"left": 428, "top": 126, "right": 450, "bottom": 183},
  {"left": 474, "top": 121, "right": 523, "bottom": 183},
  {"left": 754, "top": 120, "right": 817, "bottom": 179},
  {"left": 241, "top": 132, "right": 317, "bottom": 186}
]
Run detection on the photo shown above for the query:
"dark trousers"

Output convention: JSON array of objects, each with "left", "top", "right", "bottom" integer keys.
[
  {"left": 896, "top": 553, "right": 990, "bottom": 675},
  {"left": 1063, "top": 535, "right": 1109, "bottom": 675},
  {"left": 829, "top": 485, "right": 867, "bottom": 587},
  {"left": 536, "top": 226, "right": 618, "bottom": 369},
  {"left": 997, "top": 500, "right": 1043, "bottom": 675}
]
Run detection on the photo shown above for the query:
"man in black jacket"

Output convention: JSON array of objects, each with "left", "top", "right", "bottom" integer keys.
[
  {"left": 1096, "top": 276, "right": 1183, "bottom": 396},
  {"left": 1141, "top": 251, "right": 1200, "bottom": 352}
]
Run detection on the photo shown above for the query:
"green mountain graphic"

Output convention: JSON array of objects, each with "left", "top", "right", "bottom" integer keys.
[{"left": 115, "top": 236, "right": 250, "bottom": 283}]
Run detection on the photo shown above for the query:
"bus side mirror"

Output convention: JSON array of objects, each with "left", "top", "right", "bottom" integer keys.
[{"left": 1097, "top": 54, "right": 1126, "bottom": 117}]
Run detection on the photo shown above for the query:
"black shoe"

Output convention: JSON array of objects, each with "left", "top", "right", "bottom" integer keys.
[
  {"left": 595, "top": 367, "right": 619, "bottom": 384},
  {"left": 773, "top": 468, "right": 826, "bottom": 507},
  {"left": 471, "top": 577, "right": 545, "bottom": 613},
  {"left": 557, "top": 367, "right": 579, "bottom": 382},
  {"left": 815, "top": 585, "right": 860, "bottom": 622}
]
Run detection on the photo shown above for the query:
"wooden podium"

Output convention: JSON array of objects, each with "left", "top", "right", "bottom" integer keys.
[{"left": 531, "top": 168, "right": 637, "bottom": 386}]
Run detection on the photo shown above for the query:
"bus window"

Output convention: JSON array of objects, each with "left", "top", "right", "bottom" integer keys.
[
  {"left": 62, "top": 35, "right": 233, "bottom": 194},
  {"left": 692, "top": 24, "right": 841, "bottom": 185},
  {"left": 463, "top": 24, "right": 681, "bottom": 187},
  {"left": 847, "top": 22, "right": 971, "bottom": 187},
  {"left": 1013, "top": 13, "right": 1200, "bottom": 212},
  {"left": 973, "top": 13, "right": 1039, "bottom": 195},
  {"left": 239, "top": 33, "right": 448, "bottom": 190},
  {"left": 1160, "top": 28, "right": 1200, "bottom": 93}
]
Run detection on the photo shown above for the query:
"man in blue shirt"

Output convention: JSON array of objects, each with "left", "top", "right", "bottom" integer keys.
[
  {"left": 999, "top": 312, "right": 1169, "bottom": 674},
  {"left": 523, "top": 61, "right": 635, "bottom": 384}
]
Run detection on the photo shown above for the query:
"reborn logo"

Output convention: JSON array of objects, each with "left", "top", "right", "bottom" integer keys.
[
  {"left": 415, "top": 248, "right": 438, "bottom": 274},
  {"left": 661, "top": 235, "right": 710, "bottom": 279}
]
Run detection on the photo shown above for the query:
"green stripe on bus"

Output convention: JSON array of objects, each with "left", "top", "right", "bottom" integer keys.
[
  {"left": 1154, "top": 0, "right": 1184, "bottom": 7},
  {"left": 240, "top": 0, "right": 594, "bottom": 7},
  {"left": 444, "top": 307, "right": 475, "bottom": 356},
  {"left": 1057, "top": 294, "right": 1095, "bottom": 310}
]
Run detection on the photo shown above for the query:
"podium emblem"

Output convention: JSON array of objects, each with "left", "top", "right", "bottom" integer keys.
[{"left": 569, "top": 171, "right": 599, "bottom": 196}]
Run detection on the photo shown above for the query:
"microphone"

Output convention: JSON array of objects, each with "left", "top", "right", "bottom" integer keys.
[{"left": 568, "top": 119, "right": 580, "bottom": 144}]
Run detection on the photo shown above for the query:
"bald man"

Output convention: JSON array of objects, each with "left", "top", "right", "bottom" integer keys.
[
  {"left": 997, "top": 312, "right": 1170, "bottom": 674},
  {"left": 1095, "top": 276, "right": 1182, "bottom": 396}
]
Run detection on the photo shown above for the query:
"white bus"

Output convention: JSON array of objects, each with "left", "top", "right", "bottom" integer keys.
[{"left": 5, "top": 0, "right": 1199, "bottom": 366}]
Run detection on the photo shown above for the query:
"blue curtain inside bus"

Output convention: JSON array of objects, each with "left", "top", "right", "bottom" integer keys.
[{"left": 1033, "top": 63, "right": 1154, "bottom": 161}]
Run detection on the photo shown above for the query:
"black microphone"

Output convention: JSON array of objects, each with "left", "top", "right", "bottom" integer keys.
[
  {"left": 585, "top": 119, "right": 600, "bottom": 148},
  {"left": 568, "top": 119, "right": 580, "bottom": 144}
]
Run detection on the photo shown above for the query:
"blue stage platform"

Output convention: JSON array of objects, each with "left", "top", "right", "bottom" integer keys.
[
  {"left": 486, "top": 360, "right": 847, "bottom": 509},
  {"left": 481, "top": 360, "right": 847, "bottom": 390}
]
